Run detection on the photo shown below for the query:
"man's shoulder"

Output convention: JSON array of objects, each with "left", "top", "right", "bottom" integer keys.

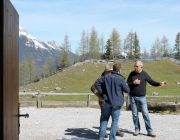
[
  {"left": 128, "top": 70, "right": 135, "bottom": 76},
  {"left": 111, "top": 73, "right": 125, "bottom": 80},
  {"left": 141, "top": 70, "right": 148, "bottom": 75}
]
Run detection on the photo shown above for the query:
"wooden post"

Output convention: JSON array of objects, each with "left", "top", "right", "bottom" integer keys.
[
  {"left": 87, "top": 94, "right": 91, "bottom": 107},
  {"left": 37, "top": 92, "right": 41, "bottom": 108},
  {"left": 126, "top": 94, "right": 131, "bottom": 111},
  {"left": 175, "top": 97, "right": 178, "bottom": 104}
]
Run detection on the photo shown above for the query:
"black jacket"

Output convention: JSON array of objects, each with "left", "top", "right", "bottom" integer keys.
[{"left": 127, "top": 70, "right": 160, "bottom": 96}]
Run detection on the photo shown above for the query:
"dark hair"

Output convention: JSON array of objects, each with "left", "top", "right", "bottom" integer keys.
[{"left": 113, "top": 63, "right": 122, "bottom": 72}]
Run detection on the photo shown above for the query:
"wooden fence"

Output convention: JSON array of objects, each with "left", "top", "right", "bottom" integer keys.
[
  {"left": 125, "top": 95, "right": 180, "bottom": 112},
  {"left": 19, "top": 92, "right": 180, "bottom": 111}
]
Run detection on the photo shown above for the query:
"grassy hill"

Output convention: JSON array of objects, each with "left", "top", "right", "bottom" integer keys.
[{"left": 20, "top": 59, "right": 180, "bottom": 96}]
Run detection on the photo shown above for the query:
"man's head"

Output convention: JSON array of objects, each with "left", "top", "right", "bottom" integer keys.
[
  {"left": 134, "top": 60, "right": 143, "bottom": 73},
  {"left": 104, "top": 64, "right": 113, "bottom": 74},
  {"left": 113, "top": 63, "right": 122, "bottom": 73}
]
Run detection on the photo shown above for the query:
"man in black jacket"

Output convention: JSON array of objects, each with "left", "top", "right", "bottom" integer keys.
[{"left": 127, "top": 60, "right": 167, "bottom": 137}]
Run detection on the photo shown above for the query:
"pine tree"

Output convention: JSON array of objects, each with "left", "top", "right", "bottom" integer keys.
[
  {"left": 161, "top": 35, "right": 169, "bottom": 57},
  {"left": 122, "top": 39, "right": 128, "bottom": 59},
  {"left": 104, "top": 39, "right": 113, "bottom": 60},
  {"left": 89, "top": 26, "right": 100, "bottom": 59},
  {"left": 125, "top": 31, "right": 134, "bottom": 59},
  {"left": 74, "top": 47, "right": 80, "bottom": 64},
  {"left": 79, "top": 30, "right": 87, "bottom": 61},
  {"left": 85, "top": 32, "right": 90, "bottom": 60},
  {"left": 60, "top": 34, "right": 71, "bottom": 68},
  {"left": 141, "top": 48, "right": 149, "bottom": 59},
  {"left": 28, "top": 54, "right": 37, "bottom": 83},
  {"left": 100, "top": 34, "right": 105, "bottom": 55},
  {"left": 19, "top": 58, "right": 29, "bottom": 85},
  {"left": 133, "top": 32, "right": 141, "bottom": 59},
  {"left": 151, "top": 37, "right": 162, "bottom": 59},
  {"left": 19, "top": 54, "right": 39, "bottom": 86},
  {"left": 174, "top": 32, "right": 180, "bottom": 60},
  {"left": 110, "top": 28, "right": 121, "bottom": 59},
  {"left": 43, "top": 56, "right": 54, "bottom": 77}
]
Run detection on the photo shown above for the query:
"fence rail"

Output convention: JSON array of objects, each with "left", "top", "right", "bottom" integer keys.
[{"left": 19, "top": 92, "right": 180, "bottom": 111}]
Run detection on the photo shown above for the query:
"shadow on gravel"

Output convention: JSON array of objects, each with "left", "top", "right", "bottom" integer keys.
[
  {"left": 93, "top": 127, "right": 147, "bottom": 136},
  {"left": 63, "top": 127, "right": 147, "bottom": 140},
  {"left": 64, "top": 127, "right": 99, "bottom": 139},
  {"left": 120, "top": 128, "right": 147, "bottom": 136}
]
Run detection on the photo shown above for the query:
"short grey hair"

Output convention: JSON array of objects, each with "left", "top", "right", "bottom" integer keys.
[{"left": 135, "top": 60, "right": 143, "bottom": 67}]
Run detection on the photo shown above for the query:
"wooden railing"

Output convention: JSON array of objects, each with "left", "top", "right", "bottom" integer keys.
[
  {"left": 19, "top": 92, "right": 180, "bottom": 111},
  {"left": 126, "top": 95, "right": 180, "bottom": 111}
]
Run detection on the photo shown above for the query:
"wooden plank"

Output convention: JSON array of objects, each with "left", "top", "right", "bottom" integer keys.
[
  {"left": 0, "top": 0, "right": 3, "bottom": 137},
  {"left": 1, "top": 0, "right": 19, "bottom": 139}
]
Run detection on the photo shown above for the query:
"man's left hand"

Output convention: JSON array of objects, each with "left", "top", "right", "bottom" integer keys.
[{"left": 160, "top": 81, "right": 168, "bottom": 86}]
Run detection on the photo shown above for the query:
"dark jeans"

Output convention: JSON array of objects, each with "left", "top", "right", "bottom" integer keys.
[
  {"left": 99, "top": 102, "right": 121, "bottom": 140},
  {"left": 98, "top": 101, "right": 121, "bottom": 132},
  {"left": 99, "top": 100, "right": 105, "bottom": 121}
]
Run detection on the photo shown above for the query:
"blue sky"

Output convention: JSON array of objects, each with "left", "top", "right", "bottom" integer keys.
[{"left": 11, "top": 0, "right": 180, "bottom": 53}]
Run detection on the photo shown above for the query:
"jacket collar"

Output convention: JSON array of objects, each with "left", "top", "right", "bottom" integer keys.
[{"left": 111, "top": 71, "right": 126, "bottom": 79}]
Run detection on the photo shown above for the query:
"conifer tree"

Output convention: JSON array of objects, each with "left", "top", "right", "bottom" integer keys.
[
  {"left": 141, "top": 48, "right": 149, "bottom": 59},
  {"left": 60, "top": 34, "right": 71, "bottom": 68},
  {"left": 125, "top": 31, "right": 134, "bottom": 59},
  {"left": 151, "top": 37, "right": 162, "bottom": 59},
  {"left": 104, "top": 39, "right": 113, "bottom": 60},
  {"left": 79, "top": 30, "right": 87, "bottom": 61},
  {"left": 19, "top": 55, "right": 38, "bottom": 85},
  {"left": 43, "top": 56, "right": 54, "bottom": 77},
  {"left": 74, "top": 47, "right": 80, "bottom": 64},
  {"left": 161, "top": 35, "right": 169, "bottom": 57},
  {"left": 110, "top": 28, "right": 121, "bottom": 59},
  {"left": 28, "top": 54, "right": 37, "bottom": 83},
  {"left": 19, "top": 58, "right": 29, "bottom": 85},
  {"left": 133, "top": 32, "right": 141, "bottom": 59},
  {"left": 100, "top": 34, "right": 105, "bottom": 55},
  {"left": 122, "top": 39, "right": 128, "bottom": 59},
  {"left": 174, "top": 32, "right": 180, "bottom": 59},
  {"left": 89, "top": 26, "right": 100, "bottom": 59},
  {"left": 85, "top": 32, "right": 90, "bottom": 60}
]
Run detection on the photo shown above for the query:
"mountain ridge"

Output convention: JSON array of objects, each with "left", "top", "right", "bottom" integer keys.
[{"left": 19, "top": 27, "right": 75, "bottom": 70}]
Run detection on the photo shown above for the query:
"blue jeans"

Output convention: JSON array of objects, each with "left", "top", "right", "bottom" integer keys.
[
  {"left": 99, "top": 102, "right": 121, "bottom": 140},
  {"left": 130, "top": 95, "right": 153, "bottom": 133}
]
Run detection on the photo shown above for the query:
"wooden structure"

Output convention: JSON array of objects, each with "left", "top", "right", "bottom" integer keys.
[
  {"left": 0, "top": 0, "right": 19, "bottom": 139},
  {"left": 126, "top": 95, "right": 180, "bottom": 112}
]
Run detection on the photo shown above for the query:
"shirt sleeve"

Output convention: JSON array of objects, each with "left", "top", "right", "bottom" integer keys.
[
  {"left": 146, "top": 72, "right": 160, "bottom": 86},
  {"left": 127, "top": 72, "right": 134, "bottom": 87},
  {"left": 121, "top": 79, "right": 130, "bottom": 93}
]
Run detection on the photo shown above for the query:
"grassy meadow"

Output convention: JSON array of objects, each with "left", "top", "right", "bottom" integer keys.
[{"left": 19, "top": 59, "right": 180, "bottom": 102}]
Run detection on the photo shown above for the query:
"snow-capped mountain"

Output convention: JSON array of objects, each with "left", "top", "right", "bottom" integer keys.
[{"left": 19, "top": 27, "right": 75, "bottom": 70}]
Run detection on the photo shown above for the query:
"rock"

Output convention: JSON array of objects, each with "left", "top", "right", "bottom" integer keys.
[
  {"left": 151, "top": 92, "right": 159, "bottom": 96},
  {"left": 55, "top": 87, "right": 61, "bottom": 90}
]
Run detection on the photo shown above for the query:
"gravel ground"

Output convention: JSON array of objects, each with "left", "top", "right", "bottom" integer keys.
[{"left": 19, "top": 107, "right": 180, "bottom": 140}]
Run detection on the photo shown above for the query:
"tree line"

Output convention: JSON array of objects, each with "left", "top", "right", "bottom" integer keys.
[{"left": 19, "top": 27, "right": 180, "bottom": 86}]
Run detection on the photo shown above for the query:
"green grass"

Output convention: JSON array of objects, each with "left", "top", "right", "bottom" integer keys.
[{"left": 20, "top": 59, "right": 180, "bottom": 96}]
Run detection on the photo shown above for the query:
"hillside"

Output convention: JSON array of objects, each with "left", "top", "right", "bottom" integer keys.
[{"left": 19, "top": 59, "right": 180, "bottom": 96}]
